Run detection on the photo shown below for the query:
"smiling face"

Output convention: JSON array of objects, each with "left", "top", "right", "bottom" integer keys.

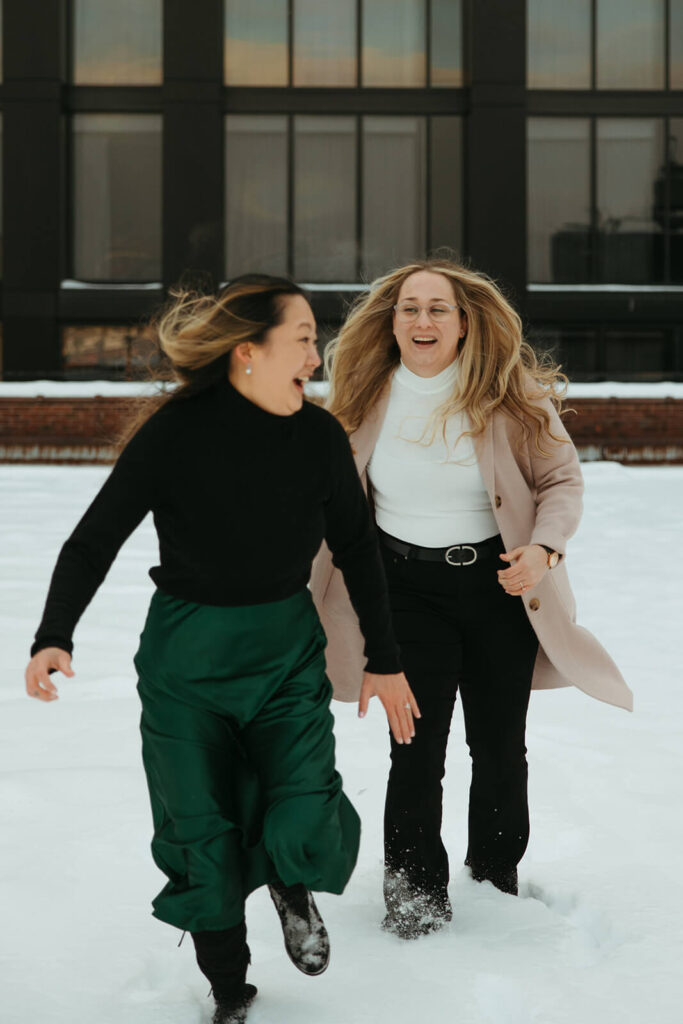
[
  {"left": 392, "top": 271, "right": 467, "bottom": 378},
  {"left": 229, "top": 293, "right": 321, "bottom": 416}
]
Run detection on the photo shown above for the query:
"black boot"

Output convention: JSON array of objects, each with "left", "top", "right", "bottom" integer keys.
[
  {"left": 191, "top": 921, "right": 257, "bottom": 1024},
  {"left": 381, "top": 869, "right": 452, "bottom": 940},
  {"left": 465, "top": 858, "right": 518, "bottom": 896},
  {"left": 268, "top": 880, "right": 330, "bottom": 976}
]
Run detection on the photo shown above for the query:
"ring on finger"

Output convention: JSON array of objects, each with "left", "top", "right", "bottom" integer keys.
[{"left": 403, "top": 702, "right": 411, "bottom": 710}]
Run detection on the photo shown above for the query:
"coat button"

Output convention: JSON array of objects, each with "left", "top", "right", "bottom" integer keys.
[
  {"left": 495, "top": 494, "right": 502, "bottom": 508},
  {"left": 529, "top": 598, "right": 540, "bottom": 611}
]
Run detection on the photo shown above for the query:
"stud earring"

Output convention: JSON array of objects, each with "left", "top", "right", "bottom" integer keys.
[{"left": 245, "top": 365, "right": 252, "bottom": 375}]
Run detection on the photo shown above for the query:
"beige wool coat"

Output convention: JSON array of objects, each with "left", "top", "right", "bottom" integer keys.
[{"left": 310, "top": 386, "right": 633, "bottom": 712}]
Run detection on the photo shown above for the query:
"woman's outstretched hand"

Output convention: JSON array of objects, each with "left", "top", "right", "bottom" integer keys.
[
  {"left": 497, "top": 544, "right": 548, "bottom": 595},
  {"left": 358, "top": 671, "right": 421, "bottom": 745},
  {"left": 25, "top": 647, "right": 74, "bottom": 702}
]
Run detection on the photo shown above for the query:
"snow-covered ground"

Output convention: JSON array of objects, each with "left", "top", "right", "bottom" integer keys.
[
  {"left": 1, "top": 379, "right": 683, "bottom": 399},
  {"left": 1, "top": 463, "right": 681, "bottom": 1024}
]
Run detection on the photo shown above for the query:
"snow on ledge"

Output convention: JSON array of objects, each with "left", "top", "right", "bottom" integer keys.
[{"left": 0, "top": 379, "right": 682, "bottom": 400}]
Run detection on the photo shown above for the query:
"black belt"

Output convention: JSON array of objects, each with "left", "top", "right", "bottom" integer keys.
[{"left": 378, "top": 529, "right": 502, "bottom": 566}]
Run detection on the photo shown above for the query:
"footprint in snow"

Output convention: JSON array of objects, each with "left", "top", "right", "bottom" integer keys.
[{"left": 520, "top": 880, "right": 614, "bottom": 952}]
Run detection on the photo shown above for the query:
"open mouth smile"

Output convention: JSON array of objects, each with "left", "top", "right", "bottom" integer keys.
[
  {"left": 412, "top": 336, "right": 438, "bottom": 347},
  {"left": 293, "top": 375, "right": 310, "bottom": 392}
]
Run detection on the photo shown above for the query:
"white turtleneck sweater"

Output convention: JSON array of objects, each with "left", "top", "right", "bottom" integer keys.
[{"left": 367, "top": 359, "right": 499, "bottom": 546}]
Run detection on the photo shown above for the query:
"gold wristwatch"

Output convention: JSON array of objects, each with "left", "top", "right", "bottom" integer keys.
[{"left": 540, "top": 544, "right": 560, "bottom": 569}]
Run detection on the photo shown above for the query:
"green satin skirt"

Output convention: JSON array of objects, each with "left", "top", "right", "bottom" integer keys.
[{"left": 134, "top": 587, "right": 360, "bottom": 932}]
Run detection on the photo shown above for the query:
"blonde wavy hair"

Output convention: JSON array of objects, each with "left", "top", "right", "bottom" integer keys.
[
  {"left": 325, "top": 258, "right": 568, "bottom": 455},
  {"left": 118, "top": 274, "right": 307, "bottom": 448}
]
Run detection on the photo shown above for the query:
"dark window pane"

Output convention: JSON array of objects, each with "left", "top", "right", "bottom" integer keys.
[
  {"left": 362, "top": 116, "right": 426, "bottom": 280},
  {"left": 225, "top": 116, "right": 288, "bottom": 278},
  {"left": 0, "top": 114, "right": 3, "bottom": 278},
  {"left": 528, "top": 118, "right": 591, "bottom": 283},
  {"left": 597, "top": 119, "right": 664, "bottom": 283},
  {"left": 604, "top": 330, "right": 669, "bottom": 379},
  {"left": 73, "top": 115, "right": 162, "bottom": 282},
  {"left": 293, "top": 0, "right": 356, "bottom": 86},
  {"left": 294, "top": 117, "right": 356, "bottom": 281},
  {"left": 62, "top": 323, "right": 160, "bottom": 377},
  {"left": 430, "top": 117, "right": 463, "bottom": 255},
  {"left": 668, "top": 119, "right": 683, "bottom": 282},
  {"left": 431, "top": 0, "right": 463, "bottom": 87},
  {"left": 596, "top": 0, "right": 665, "bottom": 89},
  {"left": 362, "top": 0, "right": 426, "bottom": 87},
  {"left": 527, "top": 0, "right": 591, "bottom": 89},
  {"left": 672, "top": 1, "right": 683, "bottom": 87},
  {"left": 73, "top": 0, "right": 162, "bottom": 85},
  {"left": 224, "top": 0, "right": 288, "bottom": 86},
  {"left": 529, "top": 326, "right": 599, "bottom": 380}
]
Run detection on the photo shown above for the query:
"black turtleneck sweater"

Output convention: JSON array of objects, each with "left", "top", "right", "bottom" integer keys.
[{"left": 32, "top": 378, "right": 400, "bottom": 674}]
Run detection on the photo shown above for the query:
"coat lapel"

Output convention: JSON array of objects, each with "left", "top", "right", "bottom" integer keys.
[
  {"left": 349, "top": 384, "right": 391, "bottom": 475},
  {"left": 473, "top": 414, "right": 495, "bottom": 501}
]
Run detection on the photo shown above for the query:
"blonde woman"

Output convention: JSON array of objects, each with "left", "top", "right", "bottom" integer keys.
[
  {"left": 24, "top": 275, "right": 416, "bottom": 1024},
  {"left": 311, "top": 258, "right": 631, "bottom": 940}
]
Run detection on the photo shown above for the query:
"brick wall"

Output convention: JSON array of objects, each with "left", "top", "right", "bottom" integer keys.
[{"left": 0, "top": 395, "right": 682, "bottom": 463}]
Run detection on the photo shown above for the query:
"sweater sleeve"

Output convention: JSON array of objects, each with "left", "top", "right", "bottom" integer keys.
[
  {"left": 323, "top": 414, "right": 401, "bottom": 675},
  {"left": 31, "top": 424, "right": 158, "bottom": 657}
]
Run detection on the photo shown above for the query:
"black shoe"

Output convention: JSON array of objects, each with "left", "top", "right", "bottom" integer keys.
[
  {"left": 466, "top": 859, "right": 518, "bottom": 896},
  {"left": 382, "top": 870, "right": 452, "bottom": 940},
  {"left": 268, "top": 880, "right": 330, "bottom": 976},
  {"left": 211, "top": 983, "right": 258, "bottom": 1024}
]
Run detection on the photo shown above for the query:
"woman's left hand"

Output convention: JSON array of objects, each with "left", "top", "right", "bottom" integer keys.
[
  {"left": 497, "top": 544, "right": 548, "bottom": 596},
  {"left": 358, "top": 671, "right": 421, "bottom": 745}
]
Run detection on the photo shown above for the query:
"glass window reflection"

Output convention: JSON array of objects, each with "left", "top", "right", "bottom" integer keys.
[
  {"left": 431, "top": 0, "right": 463, "bottom": 87},
  {"left": 596, "top": 0, "right": 665, "bottom": 89},
  {"left": 73, "top": 0, "right": 162, "bottom": 85},
  {"left": 668, "top": 119, "right": 683, "bottom": 282},
  {"left": 293, "top": 0, "right": 356, "bottom": 87},
  {"left": 62, "top": 323, "right": 160, "bottom": 376},
  {"left": 224, "top": 0, "right": 288, "bottom": 86},
  {"left": 362, "top": 116, "right": 426, "bottom": 280},
  {"left": 73, "top": 115, "right": 162, "bottom": 282},
  {"left": 597, "top": 119, "right": 664, "bottom": 283},
  {"left": 225, "top": 116, "right": 288, "bottom": 278},
  {"left": 527, "top": 0, "right": 591, "bottom": 89},
  {"left": 294, "top": 117, "right": 356, "bottom": 281},
  {"left": 671, "top": 1, "right": 683, "bottom": 88},
  {"left": 527, "top": 118, "right": 591, "bottom": 283},
  {"left": 362, "top": 0, "right": 426, "bottom": 87}
]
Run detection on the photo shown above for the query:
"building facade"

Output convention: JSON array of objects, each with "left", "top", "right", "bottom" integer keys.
[{"left": 1, "top": 0, "right": 682, "bottom": 380}]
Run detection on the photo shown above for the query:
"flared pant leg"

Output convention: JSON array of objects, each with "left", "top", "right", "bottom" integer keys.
[
  {"left": 136, "top": 588, "right": 360, "bottom": 934},
  {"left": 380, "top": 543, "right": 538, "bottom": 905}
]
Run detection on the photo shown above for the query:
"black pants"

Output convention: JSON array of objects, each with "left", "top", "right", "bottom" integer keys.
[{"left": 381, "top": 536, "right": 539, "bottom": 902}]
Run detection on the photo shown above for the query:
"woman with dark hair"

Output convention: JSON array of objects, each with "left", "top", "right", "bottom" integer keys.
[
  {"left": 24, "top": 275, "right": 417, "bottom": 1023},
  {"left": 311, "top": 257, "right": 631, "bottom": 940}
]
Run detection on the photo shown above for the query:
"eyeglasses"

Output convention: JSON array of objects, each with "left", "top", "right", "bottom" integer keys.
[{"left": 393, "top": 302, "right": 459, "bottom": 323}]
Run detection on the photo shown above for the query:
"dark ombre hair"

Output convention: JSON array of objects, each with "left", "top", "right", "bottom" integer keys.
[{"left": 118, "top": 274, "right": 308, "bottom": 448}]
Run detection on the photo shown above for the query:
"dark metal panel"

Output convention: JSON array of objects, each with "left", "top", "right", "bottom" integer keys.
[
  {"left": 162, "top": 0, "right": 224, "bottom": 290},
  {"left": 163, "top": 103, "right": 224, "bottom": 289},
  {"left": 223, "top": 87, "right": 468, "bottom": 115},
  {"left": 2, "top": 1, "right": 68, "bottom": 375},
  {"left": 163, "top": 0, "right": 223, "bottom": 82},
  {"left": 65, "top": 86, "right": 164, "bottom": 112},
  {"left": 528, "top": 91, "right": 683, "bottom": 116},
  {"left": 466, "top": 0, "right": 526, "bottom": 305},
  {"left": 58, "top": 286, "right": 165, "bottom": 320},
  {"left": 2, "top": 0, "right": 67, "bottom": 80},
  {"left": 527, "top": 288, "right": 683, "bottom": 323}
]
